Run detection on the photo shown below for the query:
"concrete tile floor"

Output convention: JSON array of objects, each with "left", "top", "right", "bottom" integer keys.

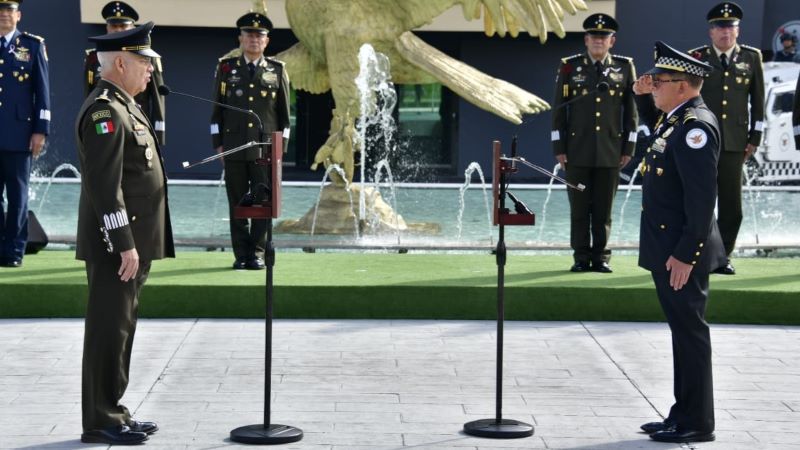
[{"left": 0, "top": 319, "right": 798, "bottom": 449}]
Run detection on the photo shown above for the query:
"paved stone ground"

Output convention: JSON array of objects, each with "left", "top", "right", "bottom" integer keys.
[{"left": 0, "top": 319, "right": 798, "bottom": 449}]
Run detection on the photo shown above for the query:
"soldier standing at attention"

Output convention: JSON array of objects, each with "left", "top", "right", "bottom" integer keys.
[
  {"left": 552, "top": 13, "right": 638, "bottom": 273},
  {"left": 76, "top": 22, "right": 174, "bottom": 445},
  {"left": 633, "top": 41, "right": 726, "bottom": 444},
  {"left": 688, "top": 1, "right": 764, "bottom": 275},
  {"left": 84, "top": 1, "right": 166, "bottom": 145},
  {"left": 0, "top": 0, "right": 50, "bottom": 268},
  {"left": 210, "top": 11, "right": 290, "bottom": 270}
]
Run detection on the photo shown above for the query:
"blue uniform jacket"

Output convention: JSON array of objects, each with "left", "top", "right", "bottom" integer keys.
[
  {"left": 635, "top": 95, "right": 726, "bottom": 273},
  {"left": 0, "top": 30, "right": 50, "bottom": 152}
]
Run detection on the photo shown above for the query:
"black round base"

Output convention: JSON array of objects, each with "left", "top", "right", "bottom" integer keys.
[
  {"left": 230, "top": 424, "right": 303, "bottom": 445},
  {"left": 463, "top": 418, "right": 534, "bottom": 439}
]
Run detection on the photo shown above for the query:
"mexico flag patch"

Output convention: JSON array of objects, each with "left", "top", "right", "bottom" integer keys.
[{"left": 95, "top": 121, "right": 115, "bottom": 135}]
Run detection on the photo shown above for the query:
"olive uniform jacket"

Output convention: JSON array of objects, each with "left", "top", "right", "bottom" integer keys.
[
  {"left": 552, "top": 52, "right": 638, "bottom": 167},
  {"left": 83, "top": 49, "right": 166, "bottom": 145},
  {"left": 210, "top": 55, "right": 290, "bottom": 161},
  {"left": 688, "top": 44, "right": 765, "bottom": 152},
  {"left": 75, "top": 80, "right": 174, "bottom": 262},
  {"left": 793, "top": 75, "right": 800, "bottom": 150},
  {"left": 634, "top": 94, "right": 726, "bottom": 273}
]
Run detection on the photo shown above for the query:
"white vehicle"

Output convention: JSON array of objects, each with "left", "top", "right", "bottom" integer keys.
[{"left": 751, "top": 62, "right": 800, "bottom": 184}]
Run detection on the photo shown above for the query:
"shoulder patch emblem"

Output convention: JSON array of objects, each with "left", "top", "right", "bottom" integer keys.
[
  {"left": 91, "top": 110, "right": 112, "bottom": 122},
  {"left": 686, "top": 128, "right": 708, "bottom": 149}
]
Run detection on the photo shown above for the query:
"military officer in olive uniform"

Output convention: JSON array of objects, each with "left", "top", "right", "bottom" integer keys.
[
  {"left": 552, "top": 13, "right": 638, "bottom": 273},
  {"left": 688, "top": 2, "right": 764, "bottom": 275},
  {"left": 633, "top": 41, "right": 726, "bottom": 444},
  {"left": 210, "top": 11, "right": 290, "bottom": 270},
  {"left": 0, "top": 0, "right": 50, "bottom": 268},
  {"left": 83, "top": 1, "right": 166, "bottom": 145},
  {"left": 76, "top": 22, "right": 173, "bottom": 445}
]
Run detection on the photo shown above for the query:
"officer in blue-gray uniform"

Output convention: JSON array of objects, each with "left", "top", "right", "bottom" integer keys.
[
  {"left": 632, "top": 41, "right": 726, "bottom": 444},
  {"left": 0, "top": 0, "right": 50, "bottom": 268}
]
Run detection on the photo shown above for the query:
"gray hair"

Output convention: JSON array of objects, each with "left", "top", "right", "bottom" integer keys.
[{"left": 96, "top": 51, "right": 125, "bottom": 76}]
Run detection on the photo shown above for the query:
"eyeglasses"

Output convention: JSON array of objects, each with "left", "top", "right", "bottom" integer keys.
[{"left": 652, "top": 78, "right": 685, "bottom": 88}]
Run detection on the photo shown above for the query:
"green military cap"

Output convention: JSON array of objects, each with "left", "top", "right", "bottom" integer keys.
[
  {"left": 237, "top": 11, "right": 273, "bottom": 35},
  {"left": 0, "top": 0, "right": 21, "bottom": 10},
  {"left": 89, "top": 20, "right": 160, "bottom": 58},
  {"left": 102, "top": 1, "right": 139, "bottom": 25},
  {"left": 645, "top": 41, "right": 712, "bottom": 78},
  {"left": 707, "top": 2, "right": 742, "bottom": 27},
  {"left": 583, "top": 13, "right": 618, "bottom": 36}
]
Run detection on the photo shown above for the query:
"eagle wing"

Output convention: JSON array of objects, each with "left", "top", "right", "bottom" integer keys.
[{"left": 275, "top": 43, "right": 331, "bottom": 94}]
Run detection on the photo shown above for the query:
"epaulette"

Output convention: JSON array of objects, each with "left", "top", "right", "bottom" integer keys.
[
  {"left": 218, "top": 50, "right": 241, "bottom": 62},
  {"left": 266, "top": 56, "right": 285, "bottom": 66},
  {"left": 21, "top": 31, "right": 44, "bottom": 42},
  {"left": 740, "top": 44, "right": 761, "bottom": 54},
  {"left": 114, "top": 92, "right": 128, "bottom": 103},
  {"left": 561, "top": 53, "right": 582, "bottom": 64},
  {"left": 683, "top": 109, "right": 698, "bottom": 124},
  {"left": 85, "top": 48, "right": 95, "bottom": 56},
  {"left": 611, "top": 54, "right": 633, "bottom": 63},
  {"left": 95, "top": 89, "right": 112, "bottom": 103}
]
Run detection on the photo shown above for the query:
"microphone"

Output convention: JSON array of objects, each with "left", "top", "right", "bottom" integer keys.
[{"left": 158, "top": 85, "right": 264, "bottom": 133}]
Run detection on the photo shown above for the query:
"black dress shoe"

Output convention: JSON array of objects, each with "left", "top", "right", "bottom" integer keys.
[
  {"left": 592, "top": 261, "right": 613, "bottom": 273},
  {"left": 640, "top": 419, "right": 675, "bottom": 434},
  {"left": 129, "top": 420, "right": 158, "bottom": 434},
  {"left": 570, "top": 262, "right": 591, "bottom": 272},
  {"left": 650, "top": 428, "right": 715, "bottom": 443},
  {"left": 3, "top": 259, "right": 22, "bottom": 268},
  {"left": 233, "top": 259, "right": 247, "bottom": 270},
  {"left": 81, "top": 424, "right": 148, "bottom": 445},
  {"left": 712, "top": 261, "right": 736, "bottom": 275},
  {"left": 246, "top": 257, "right": 266, "bottom": 270}
]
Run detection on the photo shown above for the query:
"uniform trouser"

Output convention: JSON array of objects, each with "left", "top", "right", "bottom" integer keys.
[
  {"left": 717, "top": 151, "right": 744, "bottom": 257},
  {"left": 224, "top": 160, "right": 268, "bottom": 261},
  {"left": 0, "top": 152, "right": 31, "bottom": 261},
  {"left": 82, "top": 256, "right": 151, "bottom": 431},
  {"left": 565, "top": 165, "right": 619, "bottom": 264},
  {"left": 651, "top": 270, "right": 715, "bottom": 433}
]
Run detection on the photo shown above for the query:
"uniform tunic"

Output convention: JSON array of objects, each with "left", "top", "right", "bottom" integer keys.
[
  {"left": 83, "top": 49, "right": 166, "bottom": 145},
  {"left": 689, "top": 44, "right": 764, "bottom": 256},
  {"left": 0, "top": 30, "right": 50, "bottom": 262},
  {"left": 75, "top": 79, "right": 174, "bottom": 430},
  {"left": 636, "top": 93, "right": 726, "bottom": 433},
  {"left": 551, "top": 52, "right": 638, "bottom": 264}
]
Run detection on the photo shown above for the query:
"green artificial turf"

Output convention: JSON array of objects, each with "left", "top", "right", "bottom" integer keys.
[{"left": 0, "top": 250, "right": 798, "bottom": 323}]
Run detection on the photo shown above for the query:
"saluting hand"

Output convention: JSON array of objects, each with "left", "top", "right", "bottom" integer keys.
[
  {"left": 665, "top": 256, "right": 692, "bottom": 291},
  {"left": 119, "top": 248, "right": 140, "bottom": 282},
  {"left": 632, "top": 75, "right": 654, "bottom": 96},
  {"left": 30, "top": 133, "right": 46, "bottom": 159}
]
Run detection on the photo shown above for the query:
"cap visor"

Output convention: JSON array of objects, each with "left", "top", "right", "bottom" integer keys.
[
  {"left": 134, "top": 48, "right": 160, "bottom": 58},
  {"left": 241, "top": 27, "right": 268, "bottom": 34},
  {"left": 644, "top": 67, "right": 672, "bottom": 76}
]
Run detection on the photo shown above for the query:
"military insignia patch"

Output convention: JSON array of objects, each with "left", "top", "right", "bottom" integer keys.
[
  {"left": 686, "top": 129, "right": 708, "bottom": 149},
  {"left": 95, "top": 121, "right": 115, "bottom": 135},
  {"left": 262, "top": 72, "right": 278, "bottom": 84},
  {"left": 91, "top": 110, "right": 112, "bottom": 122},
  {"left": 144, "top": 148, "right": 154, "bottom": 160},
  {"left": 14, "top": 46, "right": 30, "bottom": 62},
  {"left": 610, "top": 72, "right": 623, "bottom": 82}
]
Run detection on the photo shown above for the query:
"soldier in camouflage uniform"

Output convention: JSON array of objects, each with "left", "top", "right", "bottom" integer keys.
[
  {"left": 552, "top": 13, "right": 638, "bottom": 273},
  {"left": 83, "top": 1, "right": 166, "bottom": 144},
  {"left": 688, "top": 1, "right": 764, "bottom": 275},
  {"left": 210, "top": 11, "right": 290, "bottom": 270}
]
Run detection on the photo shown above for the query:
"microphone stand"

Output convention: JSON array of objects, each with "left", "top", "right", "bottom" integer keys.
[
  {"left": 166, "top": 85, "right": 302, "bottom": 445},
  {"left": 463, "top": 136, "right": 583, "bottom": 440}
]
